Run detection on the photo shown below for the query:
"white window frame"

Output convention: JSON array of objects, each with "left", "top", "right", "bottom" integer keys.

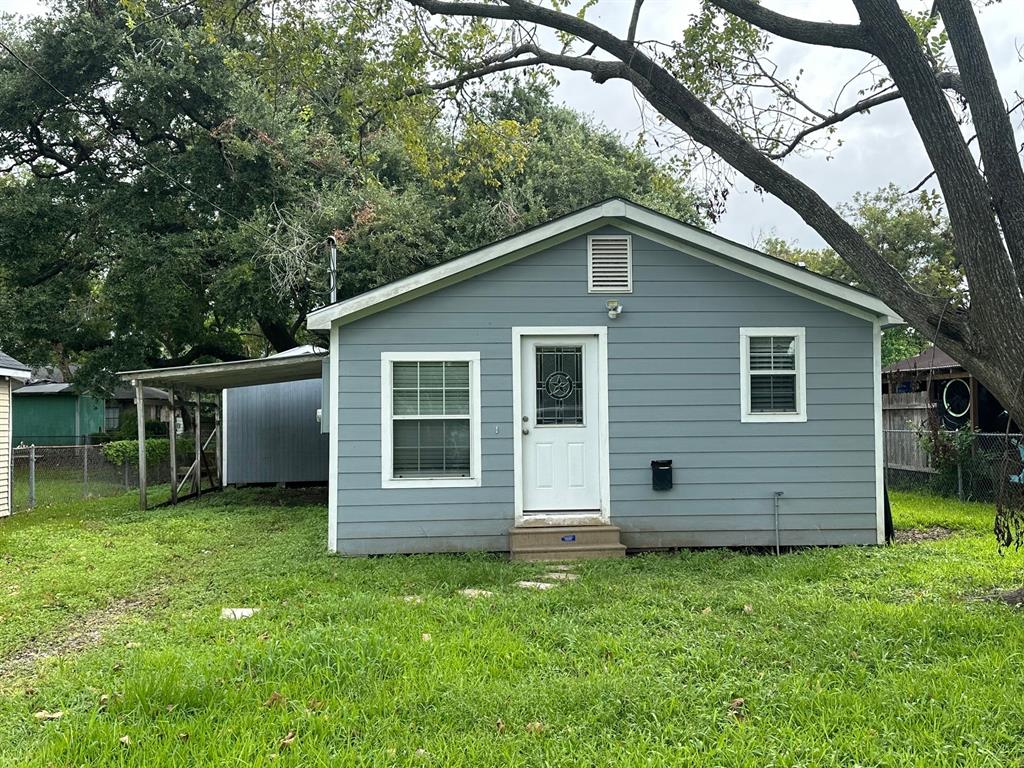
[
  {"left": 587, "top": 234, "right": 633, "bottom": 294},
  {"left": 380, "top": 351, "right": 482, "bottom": 489},
  {"left": 739, "top": 327, "right": 807, "bottom": 423}
]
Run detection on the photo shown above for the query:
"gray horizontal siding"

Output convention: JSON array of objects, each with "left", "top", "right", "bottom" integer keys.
[
  {"left": 225, "top": 379, "right": 329, "bottom": 485},
  {"left": 335, "top": 226, "right": 878, "bottom": 554}
]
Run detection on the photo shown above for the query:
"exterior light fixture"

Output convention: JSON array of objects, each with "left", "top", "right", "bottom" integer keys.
[{"left": 606, "top": 300, "right": 623, "bottom": 319}]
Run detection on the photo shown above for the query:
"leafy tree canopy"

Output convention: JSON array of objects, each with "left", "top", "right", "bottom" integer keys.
[
  {"left": 0, "top": 0, "right": 700, "bottom": 392},
  {"left": 762, "top": 185, "right": 963, "bottom": 366}
]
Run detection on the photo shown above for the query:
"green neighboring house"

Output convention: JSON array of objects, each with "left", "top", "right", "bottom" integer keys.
[
  {"left": 12, "top": 382, "right": 105, "bottom": 446},
  {"left": 12, "top": 367, "right": 169, "bottom": 446}
]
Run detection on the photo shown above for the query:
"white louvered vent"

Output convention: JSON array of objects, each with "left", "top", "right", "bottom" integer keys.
[{"left": 588, "top": 235, "right": 632, "bottom": 293}]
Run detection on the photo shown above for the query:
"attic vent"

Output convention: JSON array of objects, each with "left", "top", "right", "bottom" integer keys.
[{"left": 588, "top": 235, "right": 632, "bottom": 293}]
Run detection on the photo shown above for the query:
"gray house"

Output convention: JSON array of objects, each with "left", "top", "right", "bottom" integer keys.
[{"left": 309, "top": 199, "right": 900, "bottom": 558}]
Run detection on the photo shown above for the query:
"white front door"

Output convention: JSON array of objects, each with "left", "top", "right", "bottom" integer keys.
[{"left": 520, "top": 334, "right": 602, "bottom": 515}]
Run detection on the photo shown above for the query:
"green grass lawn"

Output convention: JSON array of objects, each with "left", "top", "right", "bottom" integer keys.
[{"left": 1, "top": 489, "right": 1022, "bottom": 766}]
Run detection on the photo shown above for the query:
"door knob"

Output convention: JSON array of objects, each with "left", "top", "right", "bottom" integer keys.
[{"left": 522, "top": 427, "right": 530, "bottom": 435}]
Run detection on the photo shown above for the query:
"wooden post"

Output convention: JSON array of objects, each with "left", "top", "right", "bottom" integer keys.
[
  {"left": 168, "top": 392, "right": 177, "bottom": 505},
  {"left": 194, "top": 394, "right": 202, "bottom": 497},
  {"left": 135, "top": 380, "right": 147, "bottom": 510},
  {"left": 214, "top": 394, "right": 222, "bottom": 489}
]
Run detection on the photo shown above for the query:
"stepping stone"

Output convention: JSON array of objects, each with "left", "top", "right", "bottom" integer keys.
[
  {"left": 543, "top": 572, "right": 578, "bottom": 581},
  {"left": 402, "top": 595, "right": 423, "bottom": 604},
  {"left": 549, "top": 564, "right": 574, "bottom": 571},
  {"left": 515, "top": 580, "right": 556, "bottom": 590},
  {"left": 459, "top": 588, "right": 494, "bottom": 598},
  {"left": 220, "top": 607, "right": 259, "bottom": 620}
]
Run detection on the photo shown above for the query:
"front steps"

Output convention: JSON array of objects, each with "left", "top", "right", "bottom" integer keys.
[{"left": 508, "top": 524, "right": 626, "bottom": 561}]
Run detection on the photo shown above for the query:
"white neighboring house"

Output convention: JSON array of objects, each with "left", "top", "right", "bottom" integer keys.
[{"left": 0, "top": 351, "right": 32, "bottom": 517}]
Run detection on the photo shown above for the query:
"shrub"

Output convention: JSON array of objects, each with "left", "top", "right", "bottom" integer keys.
[{"left": 101, "top": 439, "right": 171, "bottom": 467}]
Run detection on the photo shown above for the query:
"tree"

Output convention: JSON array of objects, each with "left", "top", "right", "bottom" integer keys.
[
  {"left": 763, "top": 185, "right": 963, "bottom": 366},
  {"left": 0, "top": 0, "right": 699, "bottom": 391},
  {"left": 398, "top": 0, "right": 1024, "bottom": 435}
]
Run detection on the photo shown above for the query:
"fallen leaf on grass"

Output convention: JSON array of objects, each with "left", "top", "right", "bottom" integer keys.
[
  {"left": 496, "top": 718, "right": 506, "bottom": 734},
  {"left": 701, "top": 607, "right": 712, "bottom": 615},
  {"left": 307, "top": 699, "right": 325, "bottom": 712},
  {"left": 98, "top": 695, "right": 109, "bottom": 710},
  {"left": 125, "top": 642, "right": 141, "bottom": 649},
  {"left": 33, "top": 710, "right": 63, "bottom": 721},
  {"left": 119, "top": 735, "right": 132, "bottom": 747},
  {"left": 166, "top": 704, "right": 176, "bottom": 713},
  {"left": 265, "top": 692, "right": 286, "bottom": 708},
  {"left": 279, "top": 731, "right": 296, "bottom": 749},
  {"left": 742, "top": 604, "right": 754, "bottom": 615},
  {"left": 525, "top": 721, "right": 545, "bottom": 735},
  {"left": 728, "top": 698, "right": 746, "bottom": 720},
  {"left": 178, "top": 732, "right": 190, "bottom": 742},
  {"left": 421, "top": 633, "right": 432, "bottom": 643},
  {"left": 414, "top": 748, "right": 430, "bottom": 758}
]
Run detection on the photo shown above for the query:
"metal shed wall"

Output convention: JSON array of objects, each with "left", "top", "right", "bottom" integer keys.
[
  {"left": 224, "top": 379, "right": 329, "bottom": 485},
  {"left": 332, "top": 227, "right": 879, "bottom": 555}
]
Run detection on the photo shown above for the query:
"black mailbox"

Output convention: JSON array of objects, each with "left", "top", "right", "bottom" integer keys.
[{"left": 651, "top": 459, "right": 673, "bottom": 491}]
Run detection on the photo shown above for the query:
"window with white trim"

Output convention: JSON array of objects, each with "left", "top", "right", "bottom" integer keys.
[
  {"left": 381, "top": 352, "right": 481, "bottom": 488},
  {"left": 588, "top": 235, "right": 632, "bottom": 293},
  {"left": 739, "top": 328, "right": 807, "bottom": 423}
]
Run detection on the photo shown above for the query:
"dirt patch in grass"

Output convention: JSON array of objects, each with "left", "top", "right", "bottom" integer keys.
[
  {"left": 894, "top": 526, "right": 955, "bottom": 544},
  {"left": 975, "top": 587, "right": 1024, "bottom": 607},
  {"left": 0, "top": 589, "right": 166, "bottom": 682}
]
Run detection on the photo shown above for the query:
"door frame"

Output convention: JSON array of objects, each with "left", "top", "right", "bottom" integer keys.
[{"left": 511, "top": 326, "right": 611, "bottom": 526}]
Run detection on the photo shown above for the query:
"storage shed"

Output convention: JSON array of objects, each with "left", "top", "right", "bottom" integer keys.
[
  {"left": 308, "top": 199, "right": 901, "bottom": 558},
  {"left": 0, "top": 352, "right": 32, "bottom": 517}
]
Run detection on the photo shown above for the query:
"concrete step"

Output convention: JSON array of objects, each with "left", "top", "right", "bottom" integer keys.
[{"left": 508, "top": 525, "right": 626, "bottom": 561}]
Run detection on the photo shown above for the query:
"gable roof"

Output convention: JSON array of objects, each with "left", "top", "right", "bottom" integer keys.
[
  {"left": 306, "top": 198, "right": 902, "bottom": 331},
  {"left": 0, "top": 350, "right": 31, "bottom": 382},
  {"left": 884, "top": 346, "right": 959, "bottom": 375}
]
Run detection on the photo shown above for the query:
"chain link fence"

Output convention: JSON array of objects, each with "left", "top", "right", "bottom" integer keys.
[
  {"left": 884, "top": 429, "right": 1024, "bottom": 502},
  {"left": 10, "top": 443, "right": 184, "bottom": 512}
]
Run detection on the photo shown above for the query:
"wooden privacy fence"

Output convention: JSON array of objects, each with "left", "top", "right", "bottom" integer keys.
[{"left": 883, "top": 392, "right": 932, "bottom": 472}]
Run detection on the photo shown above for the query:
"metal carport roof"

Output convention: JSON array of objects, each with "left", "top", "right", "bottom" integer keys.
[{"left": 118, "top": 347, "right": 325, "bottom": 392}]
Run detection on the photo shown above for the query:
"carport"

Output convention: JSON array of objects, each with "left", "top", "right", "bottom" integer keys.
[{"left": 119, "top": 347, "right": 326, "bottom": 509}]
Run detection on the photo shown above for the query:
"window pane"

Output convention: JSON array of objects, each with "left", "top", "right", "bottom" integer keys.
[
  {"left": 393, "top": 362, "right": 419, "bottom": 388},
  {"left": 750, "top": 374, "right": 797, "bottom": 413},
  {"left": 749, "top": 336, "right": 796, "bottom": 371},
  {"left": 419, "top": 362, "right": 444, "bottom": 388},
  {"left": 392, "top": 418, "right": 471, "bottom": 477},
  {"left": 444, "top": 388, "right": 470, "bottom": 415},
  {"left": 419, "top": 389, "right": 445, "bottom": 415},
  {"left": 535, "top": 346, "right": 584, "bottom": 425},
  {"left": 444, "top": 361, "right": 469, "bottom": 388},
  {"left": 393, "top": 389, "right": 418, "bottom": 416}
]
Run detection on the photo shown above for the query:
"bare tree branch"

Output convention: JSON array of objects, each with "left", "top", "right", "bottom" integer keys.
[
  {"left": 707, "top": 0, "right": 872, "bottom": 52},
  {"left": 626, "top": 0, "right": 644, "bottom": 44}
]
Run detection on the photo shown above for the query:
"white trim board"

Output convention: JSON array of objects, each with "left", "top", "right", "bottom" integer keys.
[
  {"left": 511, "top": 327, "right": 611, "bottom": 527},
  {"left": 872, "top": 319, "right": 885, "bottom": 545},
  {"left": 0, "top": 367, "right": 31, "bottom": 382},
  {"left": 328, "top": 322, "right": 340, "bottom": 552},
  {"left": 307, "top": 198, "right": 901, "bottom": 331}
]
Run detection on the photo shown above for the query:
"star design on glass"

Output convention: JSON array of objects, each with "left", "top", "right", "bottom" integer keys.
[{"left": 543, "top": 371, "right": 575, "bottom": 401}]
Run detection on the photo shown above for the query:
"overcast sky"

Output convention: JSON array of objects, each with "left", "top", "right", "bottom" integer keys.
[{"left": 2, "top": 0, "right": 1022, "bottom": 248}]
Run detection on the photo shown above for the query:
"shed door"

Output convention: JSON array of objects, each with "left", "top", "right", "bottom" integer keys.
[{"left": 520, "top": 335, "right": 601, "bottom": 514}]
